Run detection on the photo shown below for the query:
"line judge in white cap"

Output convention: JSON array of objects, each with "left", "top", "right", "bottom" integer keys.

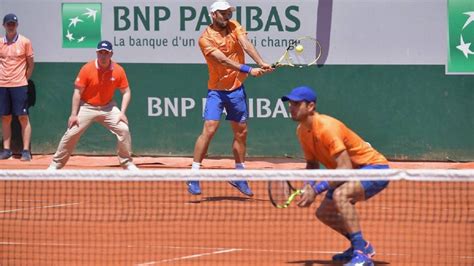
[{"left": 186, "top": 1, "right": 272, "bottom": 196}]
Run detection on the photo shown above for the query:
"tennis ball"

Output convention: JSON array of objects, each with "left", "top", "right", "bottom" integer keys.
[{"left": 295, "top": 44, "right": 304, "bottom": 53}]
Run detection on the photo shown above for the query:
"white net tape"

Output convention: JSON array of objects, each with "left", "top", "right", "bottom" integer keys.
[{"left": 0, "top": 169, "right": 472, "bottom": 182}]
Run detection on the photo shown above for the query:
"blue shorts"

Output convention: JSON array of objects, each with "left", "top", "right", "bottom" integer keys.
[
  {"left": 326, "top": 164, "right": 390, "bottom": 200},
  {"left": 0, "top": 86, "right": 29, "bottom": 116},
  {"left": 203, "top": 86, "right": 248, "bottom": 123}
]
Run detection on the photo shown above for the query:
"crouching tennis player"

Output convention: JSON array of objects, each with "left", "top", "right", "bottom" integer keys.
[{"left": 282, "top": 86, "right": 390, "bottom": 266}]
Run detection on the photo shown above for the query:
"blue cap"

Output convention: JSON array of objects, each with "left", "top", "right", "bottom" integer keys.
[
  {"left": 96, "top": 40, "right": 113, "bottom": 52},
  {"left": 3, "top": 13, "right": 18, "bottom": 24},
  {"left": 281, "top": 86, "right": 317, "bottom": 102}
]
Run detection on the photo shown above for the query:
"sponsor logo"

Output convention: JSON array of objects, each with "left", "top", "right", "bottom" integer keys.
[
  {"left": 62, "top": 3, "right": 102, "bottom": 48},
  {"left": 447, "top": 0, "right": 474, "bottom": 74}
]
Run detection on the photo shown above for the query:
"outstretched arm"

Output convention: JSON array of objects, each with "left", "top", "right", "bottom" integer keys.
[
  {"left": 237, "top": 34, "right": 271, "bottom": 69},
  {"left": 207, "top": 48, "right": 268, "bottom": 77}
]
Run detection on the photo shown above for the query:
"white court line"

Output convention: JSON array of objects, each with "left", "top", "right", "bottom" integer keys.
[
  {"left": 0, "top": 202, "right": 80, "bottom": 213},
  {"left": 0, "top": 243, "right": 361, "bottom": 256},
  {"left": 137, "top": 248, "right": 240, "bottom": 265},
  {"left": 5, "top": 199, "right": 51, "bottom": 202},
  {"left": 2, "top": 241, "right": 472, "bottom": 262},
  {"left": 0, "top": 241, "right": 80, "bottom": 247}
]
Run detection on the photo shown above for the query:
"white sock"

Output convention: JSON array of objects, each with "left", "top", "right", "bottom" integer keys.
[
  {"left": 235, "top": 163, "right": 245, "bottom": 170},
  {"left": 192, "top": 162, "right": 201, "bottom": 170}
]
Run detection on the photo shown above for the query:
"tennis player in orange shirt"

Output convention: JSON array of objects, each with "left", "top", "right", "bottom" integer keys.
[
  {"left": 186, "top": 1, "right": 272, "bottom": 196},
  {"left": 281, "top": 86, "right": 390, "bottom": 266}
]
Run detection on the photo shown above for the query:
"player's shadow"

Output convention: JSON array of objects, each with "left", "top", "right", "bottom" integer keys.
[
  {"left": 287, "top": 259, "right": 390, "bottom": 265},
  {"left": 99, "top": 162, "right": 166, "bottom": 169},
  {"left": 127, "top": 162, "right": 166, "bottom": 168},
  {"left": 188, "top": 196, "right": 266, "bottom": 204}
]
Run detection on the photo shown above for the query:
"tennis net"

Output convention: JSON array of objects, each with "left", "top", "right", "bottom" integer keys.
[{"left": 1, "top": 169, "right": 473, "bottom": 265}]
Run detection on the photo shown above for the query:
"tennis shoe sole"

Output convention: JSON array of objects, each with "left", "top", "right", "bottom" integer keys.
[
  {"left": 228, "top": 181, "right": 254, "bottom": 197},
  {"left": 333, "top": 242, "right": 375, "bottom": 262}
]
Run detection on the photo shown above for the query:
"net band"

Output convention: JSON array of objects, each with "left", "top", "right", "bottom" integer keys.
[{"left": 1, "top": 169, "right": 473, "bottom": 181}]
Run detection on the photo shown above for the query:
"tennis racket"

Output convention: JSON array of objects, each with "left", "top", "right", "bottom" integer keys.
[
  {"left": 272, "top": 36, "right": 322, "bottom": 68},
  {"left": 268, "top": 181, "right": 303, "bottom": 208}
]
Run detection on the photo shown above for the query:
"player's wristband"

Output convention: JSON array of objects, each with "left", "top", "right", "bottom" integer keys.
[
  {"left": 313, "top": 181, "right": 330, "bottom": 194},
  {"left": 239, "top": 64, "right": 253, "bottom": 73}
]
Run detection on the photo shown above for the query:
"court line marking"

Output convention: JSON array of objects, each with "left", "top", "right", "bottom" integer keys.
[
  {"left": 0, "top": 242, "right": 337, "bottom": 254},
  {"left": 137, "top": 248, "right": 240, "bottom": 265},
  {"left": 0, "top": 202, "right": 80, "bottom": 214},
  {"left": 0, "top": 242, "right": 80, "bottom": 247},
  {"left": 1, "top": 241, "right": 472, "bottom": 261}
]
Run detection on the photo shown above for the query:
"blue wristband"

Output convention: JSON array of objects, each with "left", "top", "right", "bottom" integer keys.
[
  {"left": 239, "top": 64, "right": 252, "bottom": 73},
  {"left": 314, "top": 181, "right": 330, "bottom": 194}
]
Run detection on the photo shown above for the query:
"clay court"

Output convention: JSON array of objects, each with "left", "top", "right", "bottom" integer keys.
[
  {"left": 1, "top": 154, "right": 474, "bottom": 170},
  {"left": 1, "top": 156, "right": 473, "bottom": 265}
]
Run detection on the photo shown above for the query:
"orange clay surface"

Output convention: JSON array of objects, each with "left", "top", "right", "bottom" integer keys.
[
  {"left": 1, "top": 156, "right": 473, "bottom": 265},
  {"left": 0, "top": 154, "right": 473, "bottom": 170}
]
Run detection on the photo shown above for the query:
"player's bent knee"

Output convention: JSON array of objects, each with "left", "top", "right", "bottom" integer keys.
[
  {"left": 203, "top": 127, "right": 218, "bottom": 138},
  {"left": 233, "top": 133, "right": 247, "bottom": 143},
  {"left": 331, "top": 190, "right": 353, "bottom": 206},
  {"left": 64, "top": 126, "right": 83, "bottom": 138},
  {"left": 114, "top": 123, "right": 130, "bottom": 134},
  {"left": 117, "top": 130, "right": 131, "bottom": 139},
  {"left": 234, "top": 129, "right": 247, "bottom": 140}
]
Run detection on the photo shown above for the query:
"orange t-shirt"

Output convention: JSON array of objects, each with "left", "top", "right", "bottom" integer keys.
[
  {"left": 297, "top": 113, "right": 388, "bottom": 169},
  {"left": 75, "top": 60, "right": 129, "bottom": 106},
  {"left": 199, "top": 20, "right": 248, "bottom": 91},
  {"left": 0, "top": 34, "right": 34, "bottom": 87}
]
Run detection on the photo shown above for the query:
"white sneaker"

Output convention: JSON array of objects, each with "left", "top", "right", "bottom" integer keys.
[
  {"left": 123, "top": 162, "right": 139, "bottom": 171},
  {"left": 46, "top": 164, "right": 58, "bottom": 171}
]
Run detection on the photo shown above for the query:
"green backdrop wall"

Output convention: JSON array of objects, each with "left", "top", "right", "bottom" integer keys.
[{"left": 7, "top": 63, "right": 473, "bottom": 161}]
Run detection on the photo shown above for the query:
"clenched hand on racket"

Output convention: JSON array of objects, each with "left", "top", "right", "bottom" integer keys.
[{"left": 297, "top": 183, "right": 317, "bottom": 207}]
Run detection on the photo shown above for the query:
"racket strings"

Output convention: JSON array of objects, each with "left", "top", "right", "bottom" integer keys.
[
  {"left": 269, "top": 181, "right": 293, "bottom": 206},
  {"left": 287, "top": 37, "right": 322, "bottom": 66}
]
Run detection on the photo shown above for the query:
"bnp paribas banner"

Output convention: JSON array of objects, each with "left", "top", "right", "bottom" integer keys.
[
  {"left": 1, "top": 0, "right": 446, "bottom": 65},
  {"left": 27, "top": 0, "right": 320, "bottom": 64},
  {"left": 447, "top": 0, "right": 474, "bottom": 74},
  {"left": 59, "top": 1, "right": 309, "bottom": 63}
]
